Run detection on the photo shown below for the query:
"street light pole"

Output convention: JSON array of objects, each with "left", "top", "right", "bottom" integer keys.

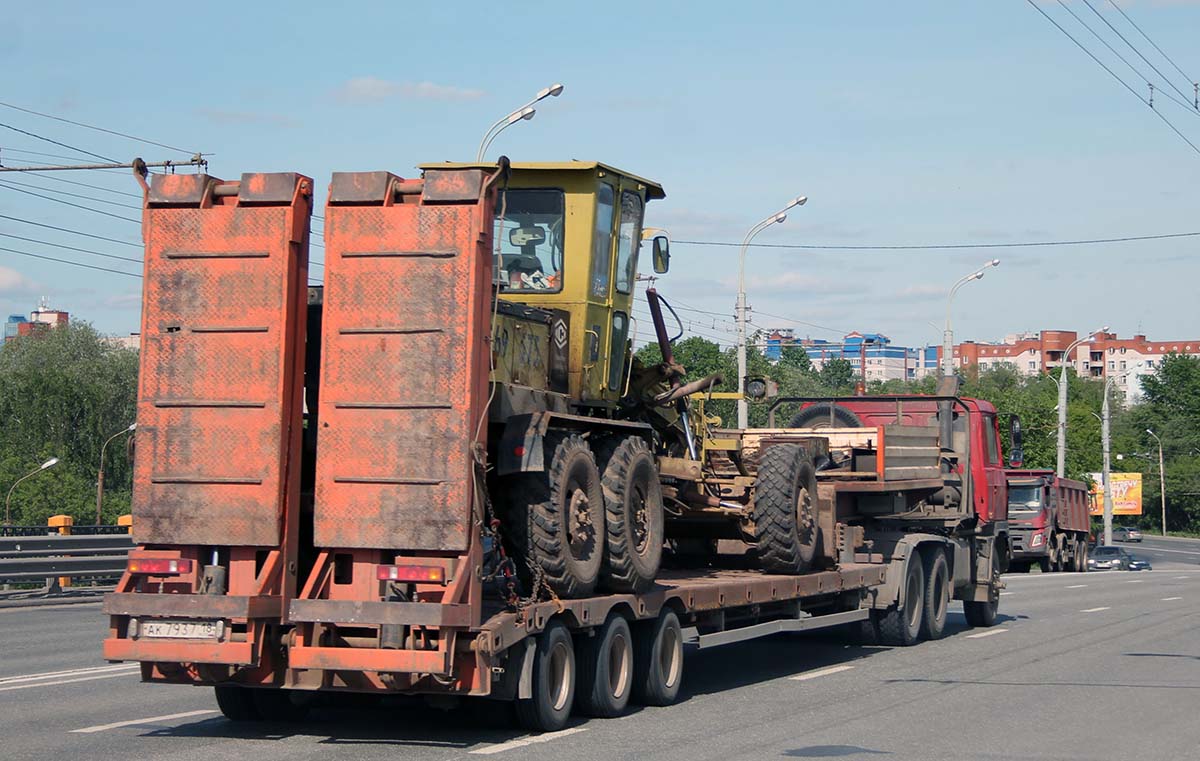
[
  {"left": 1100, "top": 376, "right": 1120, "bottom": 546},
  {"left": 4, "top": 457, "right": 60, "bottom": 525},
  {"left": 1146, "top": 428, "right": 1167, "bottom": 536},
  {"left": 1056, "top": 326, "right": 1108, "bottom": 477},
  {"left": 475, "top": 83, "right": 564, "bottom": 162},
  {"left": 96, "top": 422, "right": 136, "bottom": 525},
  {"left": 736, "top": 195, "right": 807, "bottom": 428},
  {"left": 942, "top": 259, "right": 1000, "bottom": 380}
]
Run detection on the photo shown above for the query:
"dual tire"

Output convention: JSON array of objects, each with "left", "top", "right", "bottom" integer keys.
[
  {"left": 515, "top": 609, "right": 684, "bottom": 732},
  {"left": 878, "top": 546, "right": 953, "bottom": 646}
]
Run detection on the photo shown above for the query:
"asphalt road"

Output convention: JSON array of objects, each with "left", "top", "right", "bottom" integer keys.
[{"left": 2, "top": 539, "right": 1198, "bottom": 761}]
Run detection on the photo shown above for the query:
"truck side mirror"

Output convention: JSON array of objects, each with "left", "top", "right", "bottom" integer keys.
[
  {"left": 652, "top": 235, "right": 670, "bottom": 273},
  {"left": 1009, "top": 414, "right": 1024, "bottom": 468}
]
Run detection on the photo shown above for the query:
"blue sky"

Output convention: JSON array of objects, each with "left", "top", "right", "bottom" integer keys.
[{"left": 3, "top": 0, "right": 1200, "bottom": 349}]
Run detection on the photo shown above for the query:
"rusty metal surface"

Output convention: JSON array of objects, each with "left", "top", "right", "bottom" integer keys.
[
  {"left": 288, "top": 645, "right": 450, "bottom": 674},
  {"left": 329, "top": 171, "right": 399, "bottom": 204},
  {"left": 104, "top": 638, "right": 255, "bottom": 666},
  {"left": 289, "top": 599, "right": 472, "bottom": 627},
  {"left": 312, "top": 170, "right": 493, "bottom": 551},
  {"left": 133, "top": 172, "right": 311, "bottom": 547},
  {"left": 103, "top": 592, "right": 282, "bottom": 619}
]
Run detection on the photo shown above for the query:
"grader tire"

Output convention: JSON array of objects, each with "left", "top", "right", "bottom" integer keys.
[
  {"left": 504, "top": 433, "right": 604, "bottom": 599},
  {"left": 594, "top": 436, "right": 664, "bottom": 593},
  {"left": 753, "top": 444, "right": 819, "bottom": 574}
]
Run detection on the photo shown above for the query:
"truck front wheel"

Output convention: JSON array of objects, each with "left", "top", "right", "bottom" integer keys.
[
  {"left": 964, "top": 550, "right": 1001, "bottom": 627},
  {"left": 879, "top": 556, "right": 925, "bottom": 646},
  {"left": 753, "top": 444, "right": 819, "bottom": 574},
  {"left": 515, "top": 621, "right": 576, "bottom": 732}
]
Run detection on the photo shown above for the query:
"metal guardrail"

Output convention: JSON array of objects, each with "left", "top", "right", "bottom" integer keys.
[{"left": 0, "top": 534, "right": 134, "bottom": 583}]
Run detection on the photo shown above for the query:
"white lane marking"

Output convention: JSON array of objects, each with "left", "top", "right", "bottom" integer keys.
[
  {"left": 1162, "top": 597, "right": 1183, "bottom": 601},
  {"left": 1176, "top": 576, "right": 1191, "bottom": 580},
  {"left": 965, "top": 628, "right": 1008, "bottom": 639},
  {"left": 790, "top": 664, "right": 855, "bottom": 681},
  {"left": 1135, "top": 546, "right": 1200, "bottom": 556},
  {"left": 1066, "top": 584, "right": 1088, "bottom": 589},
  {"left": 1080, "top": 607, "right": 1111, "bottom": 613},
  {"left": 1127, "top": 580, "right": 1144, "bottom": 584},
  {"left": 71, "top": 710, "right": 218, "bottom": 734},
  {"left": 0, "top": 670, "right": 140, "bottom": 693},
  {"left": 0, "top": 663, "right": 139, "bottom": 685},
  {"left": 470, "top": 727, "right": 588, "bottom": 755}
]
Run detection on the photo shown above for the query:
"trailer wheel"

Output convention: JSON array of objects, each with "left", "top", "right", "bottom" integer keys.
[
  {"left": 515, "top": 621, "right": 576, "bottom": 732},
  {"left": 575, "top": 615, "right": 634, "bottom": 717},
  {"left": 214, "top": 684, "right": 260, "bottom": 722},
  {"left": 919, "top": 547, "right": 950, "bottom": 641},
  {"left": 633, "top": 608, "right": 684, "bottom": 707},
  {"left": 753, "top": 444, "right": 819, "bottom": 574},
  {"left": 964, "top": 549, "right": 1001, "bottom": 627},
  {"left": 879, "top": 554, "right": 925, "bottom": 646},
  {"left": 595, "top": 437, "right": 664, "bottom": 593},
  {"left": 252, "top": 688, "right": 311, "bottom": 722},
  {"left": 505, "top": 433, "right": 604, "bottom": 598}
]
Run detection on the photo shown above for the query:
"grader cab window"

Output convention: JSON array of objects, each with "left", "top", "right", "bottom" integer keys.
[
  {"left": 590, "top": 184, "right": 616, "bottom": 299},
  {"left": 494, "top": 189, "right": 564, "bottom": 293},
  {"left": 615, "top": 191, "right": 643, "bottom": 295}
]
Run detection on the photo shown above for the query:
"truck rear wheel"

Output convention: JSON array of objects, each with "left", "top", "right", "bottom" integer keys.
[
  {"left": 505, "top": 433, "right": 604, "bottom": 599},
  {"left": 252, "top": 688, "right": 311, "bottom": 722},
  {"left": 633, "top": 608, "right": 684, "bottom": 706},
  {"left": 920, "top": 548, "right": 950, "bottom": 641},
  {"left": 575, "top": 615, "right": 634, "bottom": 717},
  {"left": 1077, "top": 540, "right": 1088, "bottom": 572},
  {"left": 214, "top": 684, "right": 260, "bottom": 722},
  {"left": 515, "top": 621, "right": 576, "bottom": 732},
  {"left": 753, "top": 444, "right": 819, "bottom": 574},
  {"left": 879, "top": 555, "right": 925, "bottom": 646},
  {"left": 596, "top": 437, "right": 664, "bottom": 593}
]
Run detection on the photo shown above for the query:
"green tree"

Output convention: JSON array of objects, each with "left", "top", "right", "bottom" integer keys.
[
  {"left": 778, "top": 344, "right": 813, "bottom": 373},
  {"left": 818, "top": 358, "right": 855, "bottom": 393},
  {"left": 0, "top": 323, "right": 138, "bottom": 526}
]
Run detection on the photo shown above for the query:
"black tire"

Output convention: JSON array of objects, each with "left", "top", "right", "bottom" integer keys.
[
  {"left": 788, "top": 403, "right": 863, "bottom": 429},
  {"left": 919, "top": 547, "right": 950, "bottom": 641},
  {"left": 504, "top": 433, "right": 604, "bottom": 599},
  {"left": 214, "top": 684, "right": 260, "bottom": 722},
  {"left": 1009, "top": 560, "right": 1030, "bottom": 574},
  {"left": 753, "top": 444, "right": 819, "bottom": 574},
  {"left": 594, "top": 437, "right": 664, "bottom": 593},
  {"left": 632, "top": 608, "right": 684, "bottom": 707},
  {"left": 1036, "top": 557, "right": 1050, "bottom": 573},
  {"left": 252, "top": 688, "right": 311, "bottom": 722},
  {"left": 964, "top": 547, "right": 1001, "bottom": 628},
  {"left": 879, "top": 554, "right": 925, "bottom": 646},
  {"left": 575, "top": 615, "right": 634, "bottom": 718},
  {"left": 1078, "top": 540, "right": 1088, "bottom": 572},
  {"left": 515, "top": 621, "right": 576, "bottom": 732}
]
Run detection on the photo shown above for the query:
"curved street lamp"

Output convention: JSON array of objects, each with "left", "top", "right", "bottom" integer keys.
[
  {"left": 1055, "top": 326, "right": 1109, "bottom": 476},
  {"left": 942, "top": 259, "right": 1000, "bottom": 379},
  {"left": 735, "top": 195, "right": 807, "bottom": 428},
  {"left": 96, "top": 422, "right": 136, "bottom": 525},
  {"left": 475, "top": 83, "right": 564, "bottom": 161},
  {"left": 5, "top": 457, "right": 60, "bottom": 525},
  {"left": 1146, "top": 428, "right": 1167, "bottom": 536}
]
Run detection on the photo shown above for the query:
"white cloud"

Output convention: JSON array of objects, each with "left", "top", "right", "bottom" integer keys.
[
  {"left": 332, "top": 77, "right": 485, "bottom": 104},
  {"left": 0, "top": 265, "right": 36, "bottom": 296}
]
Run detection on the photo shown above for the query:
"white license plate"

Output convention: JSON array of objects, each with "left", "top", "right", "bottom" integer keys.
[{"left": 141, "top": 619, "right": 218, "bottom": 639}]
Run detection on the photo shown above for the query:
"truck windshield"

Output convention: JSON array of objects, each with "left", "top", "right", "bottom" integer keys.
[
  {"left": 1008, "top": 485, "right": 1042, "bottom": 513},
  {"left": 494, "top": 189, "right": 565, "bottom": 293}
]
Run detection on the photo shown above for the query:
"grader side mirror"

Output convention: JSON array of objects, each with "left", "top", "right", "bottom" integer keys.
[{"left": 652, "top": 235, "right": 670, "bottom": 274}]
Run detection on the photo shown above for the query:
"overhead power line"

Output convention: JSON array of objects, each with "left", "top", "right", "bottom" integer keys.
[
  {"left": 0, "top": 245, "right": 140, "bottom": 278},
  {"left": 0, "top": 181, "right": 140, "bottom": 223},
  {"left": 0, "top": 121, "right": 116, "bottom": 163},
  {"left": 11, "top": 170, "right": 141, "bottom": 198},
  {"left": 675, "top": 229, "right": 1200, "bottom": 251},
  {"left": 1106, "top": 0, "right": 1196, "bottom": 98},
  {"left": 1025, "top": 0, "right": 1200, "bottom": 157},
  {"left": 0, "top": 214, "right": 141, "bottom": 247},
  {"left": 0, "top": 232, "right": 141, "bottom": 264},
  {"left": 0, "top": 101, "right": 199, "bottom": 156},
  {"left": 0, "top": 176, "right": 141, "bottom": 209},
  {"left": 1082, "top": 0, "right": 1194, "bottom": 108}
]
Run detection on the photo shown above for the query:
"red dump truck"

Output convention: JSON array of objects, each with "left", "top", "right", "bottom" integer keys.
[
  {"left": 103, "top": 160, "right": 1012, "bottom": 732},
  {"left": 1005, "top": 470, "right": 1090, "bottom": 572}
]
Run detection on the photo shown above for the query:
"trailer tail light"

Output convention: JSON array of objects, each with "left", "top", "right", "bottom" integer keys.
[
  {"left": 127, "top": 558, "right": 194, "bottom": 575},
  {"left": 377, "top": 565, "right": 445, "bottom": 584}
]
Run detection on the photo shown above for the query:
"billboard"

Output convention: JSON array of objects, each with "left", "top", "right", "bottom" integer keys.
[{"left": 1088, "top": 472, "right": 1143, "bottom": 516}]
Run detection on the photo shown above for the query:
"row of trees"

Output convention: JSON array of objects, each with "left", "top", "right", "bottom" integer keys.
[
  {"left": 635, "top": 337, "right": 1200, "bottom": 533},
  {"left": 0, "top": 323, "right": 138, "bottom": 527}
]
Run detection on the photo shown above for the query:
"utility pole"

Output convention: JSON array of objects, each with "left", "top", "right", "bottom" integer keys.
[
  {"left": 1056, "top": 327, "right": 1107, "bottom": 477},
  {"left": 1101, "top": 379, "right": 1114, "bottom": 546},
  {"left": 1147, "top": 429, "right": 1167, "bottom": 536}
]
